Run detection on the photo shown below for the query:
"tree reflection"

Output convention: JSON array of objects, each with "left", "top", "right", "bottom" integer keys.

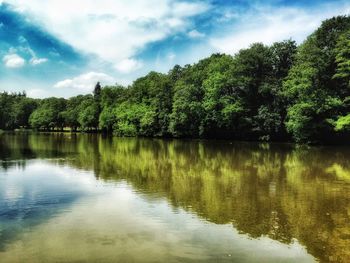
[{"left": 1, "top": 132, "right": 349, "bottom": 262}]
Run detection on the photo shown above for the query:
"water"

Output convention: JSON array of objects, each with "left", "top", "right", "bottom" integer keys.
[{"left": 0, "top": 133, "right": 349, "bottom": 263}]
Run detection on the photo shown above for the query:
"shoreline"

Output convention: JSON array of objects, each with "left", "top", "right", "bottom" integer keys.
[{"left": 2, "top": 129, "right": 350, "bottom": 147}]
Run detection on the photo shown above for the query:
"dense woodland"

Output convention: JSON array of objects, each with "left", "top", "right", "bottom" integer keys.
[{"left": 1, "top": 16, "right": 350, "bottom": 144}]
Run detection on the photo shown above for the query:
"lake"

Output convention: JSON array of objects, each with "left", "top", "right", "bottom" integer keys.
[{"left": 0, "top": 133, "right": 349, "bottom": 262}]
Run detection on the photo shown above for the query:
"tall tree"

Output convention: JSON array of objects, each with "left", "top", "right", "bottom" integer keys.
[
  {"left": 29, "top": 97, "right": 66, "bottom": 130},
  {"left": 284, "top": 16, "right": 350, "bottom": 143}
]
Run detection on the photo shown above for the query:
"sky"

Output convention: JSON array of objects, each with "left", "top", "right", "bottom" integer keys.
[{"left": 0, "top": 0, "right": 349, "bottom": 98}]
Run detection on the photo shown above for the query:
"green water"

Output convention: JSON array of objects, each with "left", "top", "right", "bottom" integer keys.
[{"left": 0, "top": 133, "right": 349, "bottom": 262}]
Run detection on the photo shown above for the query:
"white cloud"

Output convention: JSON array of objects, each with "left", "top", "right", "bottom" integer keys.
[
  {"left": 27, "top": 88, "right": 50, "bottom": 98},
  {"left": 6, "top": 0, "right": 210, "bottom": 72},
  {"left": 216, "top": 10, "right": 239, "bottom": 22},
  {"left": 3, "top": 53, "right": 26, "bottom": 68},
  {"left": 168, "top": 52, "right": 176, "bottom": 60},
  {"left": 188, "top": 29, "right": 205, "bottom": 39},
  {"left": 115, "top": 58, "right": 143, "bottom": 73},
  {"left": 11, "top": 38, "right": 49, "bottom": 66},
  {"left": 30, "top": 57, "right": 48, "bottom": 65},
  {"left": 210, "top": 4, "right": 350, "bottom": 55},
  {"left": 54, "top": 72, "right": 116, "bottom": 91}
]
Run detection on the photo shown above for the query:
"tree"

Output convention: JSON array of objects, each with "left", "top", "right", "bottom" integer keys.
[
  {"left": 99, "top": 106, "right": 116, "bottom": 132},
  {"left": 98, "top": 85, "right": 127, "bottom": 132},
  {"left": 78, "top": 96, "right": 99, "bottom": 130},
  {"left": 93, "top": 82, "right": 102, "bottom": 100},
  {"left": 127, "top": 72, "right": 172, "bottom": 136},
  {"left": 0, "top": 92, "right": 37, "bottom": 130},
  {"left": 169, "top": 81, "right": 204, "bottom": 137},
  {"left": 334, "top": 114, "right": 350, "bottom": 131},
  {"left": 1, "top": 15, "right": 350, "bottom": 144},
  {"left": 61, "top": 95, "right": 87, "bottom": 131},
  {"left": 113, "top": 102, "right": 143, "bottom": 136},
  {"left": 255, "top": 40, "right": 297, "bottom": 140},
  {"left": 333, "top": 30, "right": 350, "bottom": 86},
  {"left": 283, "top": 16, "right": 350, "bottom": 143},
  {"left": 29, "top": 98, "right": 66, "bottom": 130}
]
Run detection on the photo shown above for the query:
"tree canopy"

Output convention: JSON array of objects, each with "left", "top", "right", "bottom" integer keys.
[{"left": 1, "top": 15, "right": 350, "bottom": 144}]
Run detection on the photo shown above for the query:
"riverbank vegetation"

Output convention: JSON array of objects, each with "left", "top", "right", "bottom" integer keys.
[{"left": 1, "top": 16, "right": 350, "bottom": 143}]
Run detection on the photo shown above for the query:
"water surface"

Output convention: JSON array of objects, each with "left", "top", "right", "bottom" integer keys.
[{"left": 0, "top": 133, "right": 349, "bottom": 262}]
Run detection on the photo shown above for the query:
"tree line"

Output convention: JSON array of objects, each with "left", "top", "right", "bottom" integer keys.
[{"left": 1, "top": 16, "right": 350, "bottom": 144}]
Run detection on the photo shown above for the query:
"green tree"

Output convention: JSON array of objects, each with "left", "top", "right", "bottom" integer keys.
[
  {"left": 169, "top": 81, "right": 204, "bottom": 137},
  {"left": 334, "top": 114, "right": 350, "bottom": 131},
  {"left": 29, "top": 97, "right": 66, "bottom": 130},
  {"left": 112, "top": 102, "right": 155, "bottom": 136},
  {"left": 61, "top": 95, "right": 87, "bottom": 131},
  {"left": 93, "top": 82, "right": 102, "bottom": 101},
  {"left": 333, "top": 30, "right": 350, "bottom": 85},
  {"left": 78, "top": 96, "right": 99, "bottom": 131},
  {"left": 284, "top": 16, "right": 350, "bottom": 143},
  {"left": 0, "top": 92, "right": 36, "bottom": 130},
  {"left": 13, "top": 97, "right": 38, "bottom": 128}
]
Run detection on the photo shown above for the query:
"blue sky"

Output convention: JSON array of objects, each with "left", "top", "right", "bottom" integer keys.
[{"left": 0, "top": 0, "right": 349, "bottom": 98}]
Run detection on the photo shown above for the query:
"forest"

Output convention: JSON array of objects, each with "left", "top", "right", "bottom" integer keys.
[{"left": 1, "top": 16, "right": 350, "bottom": 144}]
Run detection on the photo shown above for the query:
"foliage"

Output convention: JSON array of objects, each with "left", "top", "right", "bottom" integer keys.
[
  {"left": 334, "top": 114, "right": 350, "bottom": 131},
  {"left": 283, "top": 16, "right": 350, "bottom": 143},
  {"left": 0, "top": 92, "right": 37, "bottom": 130},
  {"left": 29, "top": 97, "right": 66, "bottom": 130},
  {"left": 169, "top": 81, "right": 204, "bottom": 137},
  {"left": 61, "top": 95, "right": 87, "bottom": 131},
  {"left": 333, "top": 30, "right": 350, "bottom": 85},
  {"left": 78, "top": 96, "right": 99, "bottom": 130},
  {"left": 2, "top": 15, "right": 350, "bottom": 144}
]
